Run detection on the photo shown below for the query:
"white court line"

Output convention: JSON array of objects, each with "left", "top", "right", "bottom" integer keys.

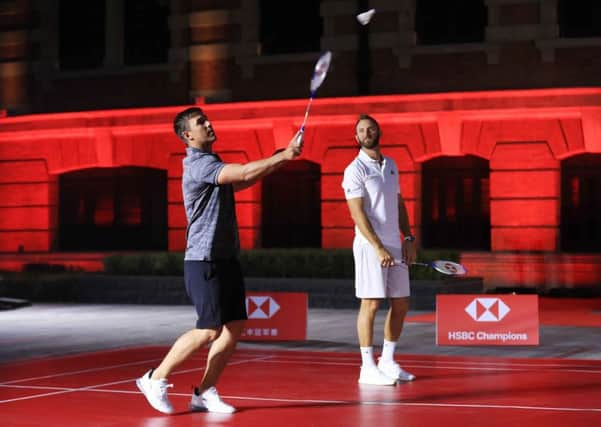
[
  {"left": 5, "top": 348, "right": 600, "bottom": 386},
  {"left": 3, "top": 352, "right": 601, "bottom": 390},
  {"left": 0, "top": 355, "right": 274, "bottom": 405},
  {"left": 2, "top": 383, "right": 600, "bottom": 414},
  {"left": 270, "top": 357, "right": 601, "bottom": 372},
  {"left": 253, "top": 353, "right": 601, "bottom": 370},
  {"left": 251, "top": 359, "right": 601, "bottom": 375},
  {"left": 0, "top": 352, "right": 259, "bottom": 386},
  {"left": 0, "top": 357, "right": 165, "bottom": 385}
]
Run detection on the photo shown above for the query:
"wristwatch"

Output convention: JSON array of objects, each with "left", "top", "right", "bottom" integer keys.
[{"left": 404, "top": 235, "right": 415, "bottom": 242}]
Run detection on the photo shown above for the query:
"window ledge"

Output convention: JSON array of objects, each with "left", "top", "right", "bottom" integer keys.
[
  {"left": 536, "top": 37, "right": 601, "bottom": 62},
  {"left": 33, "top": 62, "right": 184, "bottom": 80},
  {"left": 235, "top": 50, "right": 323, "bottom": 78},
  {"left": 396, "top": 42, "right": 500, "bottom": 68}
]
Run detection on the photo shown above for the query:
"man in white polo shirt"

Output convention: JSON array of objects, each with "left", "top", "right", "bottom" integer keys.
[{"left": 342, "top": 114, "right": 417, "bottom": 385}]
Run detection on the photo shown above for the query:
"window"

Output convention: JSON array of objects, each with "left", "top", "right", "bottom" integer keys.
[
  {"left": 259, "top": 0, "right": 322, "bottom": 55},
  {"left": 558, "top": 0, "right": 601, "bottom": 38},
  {"left": 59, "top": 0, "right": 106, "bottom": 70},
  {"left": 415, "top": 0, "right": 487, "bottom": 45},
  {"left": 561, "top": 154, "right": 601, "bottom": 252},
  {"left": 124, "top": 0, "right": 170, "bottom": 65},
  {"left": 59, "top": 167, "right": 167, "bottom": 250},
  {"left": 421, "top": 156, "right": 490, "bottom": 250},
  {"left": 262, "top": 160, "right": 321, "bottom": 247},
  {"left": 58, "top": 0, "right": 170, "bottom": 70}
]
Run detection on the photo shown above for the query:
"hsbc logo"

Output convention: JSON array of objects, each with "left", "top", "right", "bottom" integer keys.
[
  {"left": 465, "top": 298, "right": 510, "bottom": 322},
  {"left": 246, "top": 296, "right": 281, "bottom": 319}
]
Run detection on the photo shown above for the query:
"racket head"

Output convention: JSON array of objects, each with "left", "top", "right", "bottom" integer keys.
[
  {"left": 310, "top": 51, "right": 332, "bottom": 92},
  {"left": 430, "top": 260, "right": 468, "bottom": 275}
]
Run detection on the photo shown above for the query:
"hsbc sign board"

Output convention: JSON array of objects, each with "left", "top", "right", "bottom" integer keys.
[
  {"left": 241, "top": 292, "right": 307, "bottom": 341},
  {"left": 464, "top": 298, "right": 511, "bottom": 322},
  {"left": 436, "top": 294, "right": 539, "bottom": 345},
  {"left": 246, "top": 296, "right": 281, "bottom": 319}
]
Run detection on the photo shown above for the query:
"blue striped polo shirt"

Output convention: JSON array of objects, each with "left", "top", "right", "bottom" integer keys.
[{"left": 182, "top": 147, "right": 240, "bottom": 260}]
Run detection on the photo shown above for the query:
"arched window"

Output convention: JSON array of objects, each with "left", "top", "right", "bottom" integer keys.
[
  {"left": 259, "top": 0, "right": 322, "bottom": 55},
  {"left": 415, "top": 0, "right": 487, "bottom": 45},
  {"left": 261, "top": 160, "right": 321, "bottom": 247},
  {"left": 59, "top": 167, "right": 167, "bottom": 250},
  {"left": 58, "top": 0, "right": 170, "bottom": 70},
  {"left": 421, "top": 156, "right": 490, "bottom": 250},
  {"left": 561, "top": 154, "right": 601, "bottom": 252},
  {"left": 59, "top": 0, "right": 106, "bottom": 70},
  {"left": 558, "top": 0, "right": 601, "bottom": 38}
]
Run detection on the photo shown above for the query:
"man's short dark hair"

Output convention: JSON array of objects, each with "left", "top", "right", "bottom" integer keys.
[
  {"left": 173, "top": 107, "right": 205, "bottom": 143},
  {"left": 355, "top": 114, "right": 380, "bottom": 132}
]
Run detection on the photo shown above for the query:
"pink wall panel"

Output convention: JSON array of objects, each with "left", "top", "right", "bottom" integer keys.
[
  {"left": 168, "top": 229, "right": 185, "bottom": 251},
  {"left": 217, "top": 150, "right": 251, "bottom": 164},
  {"left": 321, "top": 146, "right": 360, "bottom": 174},
  {"left": 399, "top": 173, "right": 417, "bottom": 199},
  {"left": 321, "top": 174, "right": 344, "bottom": 200},
  {"left": 490, "top": 170, "right": 559, "bottom": 198},
  {"left": 382, "top": 123, "right": 428, "bottom": 157},
  {"left": 387, "top": 145, "right": 418, "bottom": 171},
  {"left": 235, "top": 202, "right": 261, "bottom": 228},
  {"left": 168, "top": 204, "right": 186, "bottom": 228},
  {"left": 490, "top": 142, "right": 559, "bottom": 170},
  {"left": 0, "top": 207, "right": 52, "bottom": 229},
  {"left": 0, "top": 183, "right": 52, "bottom": 206},
  {"left": 487, "top": 141, "right": 561, "bottom": 251},
  {"left": 416, "top": 122, "right": 440, "bottom": 157},
  {"left": 58, "top": 138, "right": 94, "bottom": 171},
  {"left": 0, "top": 160, "right": 48, "bottom": 182},
  {"left": 0, "top": 231, "right": 50, "bottom": 252},
  {"left": 217, "top": 130, "right": 264, "bottom": 160},
  {"left": 167, "top": 153, "right": 184, "bottom": 178},
  {"left": 239, "top": 228, "right": 259, "bottom": 249},
  {"left": 560, "top": 118, "right": 585, "bottom": 152},
  {"left": 168, "top": 179, "right": 183, "bottom": 203},
  {"left": 474, "top": 119, "right": 570, "bottom": 159},
  {"left": 491, "top": 227, "right": 557, "bottom": 251},
  {"left": 404, "top": 201, "right": 417, "bottom": 227},
  {"left": 322, "top": 229, "right": 353, "bottom": 248},
  {"left": 491, "top": 200, "right": 559, "bottom": 227},
  {"left": 322, "top": 201, "right": 353, "bottom": 228},
  {"left": 234, "top": 184, "right": 261, "bottom": 203}
]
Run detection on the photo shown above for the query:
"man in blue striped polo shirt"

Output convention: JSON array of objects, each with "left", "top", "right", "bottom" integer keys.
[{"left": 137, "top": 107, "right": 303, "bottom": 414}]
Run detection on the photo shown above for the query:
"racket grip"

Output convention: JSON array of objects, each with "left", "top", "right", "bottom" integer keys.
[
  {"left": 295, "top": 129, "right": 304, "bottom": 146},
  {"left": 411, "top": 262, "right": 430, "bottom": 267}
]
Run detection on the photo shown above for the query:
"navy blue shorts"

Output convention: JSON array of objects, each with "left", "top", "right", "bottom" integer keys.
[{"left": 184, "top": 259, "right": 248, "bottom": 329}]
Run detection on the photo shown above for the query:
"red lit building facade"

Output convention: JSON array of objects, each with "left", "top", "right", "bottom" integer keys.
[{"left": 1, "top": 1, "right": 600, "bottom": 289}]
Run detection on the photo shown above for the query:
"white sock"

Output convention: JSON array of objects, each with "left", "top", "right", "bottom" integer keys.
[
  {"left": 360, "top": 346, "right": 376, "bottom": 368},
  {"left": 380, "top": 339, "right": 396, "bottom": 363}
]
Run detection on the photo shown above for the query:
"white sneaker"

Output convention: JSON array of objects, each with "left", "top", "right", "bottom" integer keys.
[
  {"left": 190, "top": 386, "right": 236, "bottom": 413},
  {"left": 136, "top": 369, "right": 174, "bottom": 414},
  {"left": 358, "top": 366, "right": 396, "bottom": 385},
  {"left": 378, "top": 359, "right": 416, "bottom": 382}
]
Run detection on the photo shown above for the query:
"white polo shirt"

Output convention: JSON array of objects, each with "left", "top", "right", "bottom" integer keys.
[{"left": 342, "top": 149, "right": 401, "bottom": 247}]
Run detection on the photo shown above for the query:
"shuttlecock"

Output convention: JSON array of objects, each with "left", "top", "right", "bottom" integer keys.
[{"left": 356, "top": 9, "right": 375, "bottom": 26}]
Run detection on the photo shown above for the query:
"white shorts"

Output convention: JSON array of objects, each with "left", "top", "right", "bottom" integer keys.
[{"left": 353, "top": 238, "right": 410, "bottom": 299}]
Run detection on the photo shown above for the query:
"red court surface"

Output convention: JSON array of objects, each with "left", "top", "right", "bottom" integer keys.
[{"left": 1, "top": 347, "right": 600, "bottom": 426}]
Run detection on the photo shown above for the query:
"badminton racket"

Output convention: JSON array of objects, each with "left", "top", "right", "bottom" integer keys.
[
  {"left": 393, "top": 259, "right": 468, "bottom": 276},
  {"left": 298, "top": 51, "right": 332, "bottom": 139}
]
